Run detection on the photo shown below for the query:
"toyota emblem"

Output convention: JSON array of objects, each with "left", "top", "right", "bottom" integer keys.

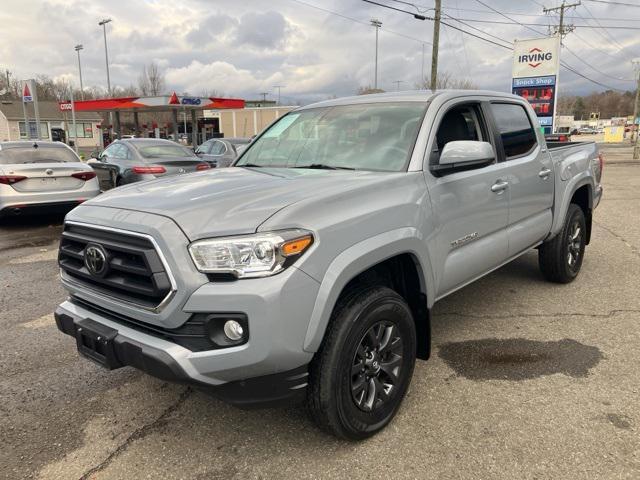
[
  {"left": 84, "top": 243, "right": 108, "bottom": 276},
  {"left": 45, "top": 169, "right": 54, "bottom": 176},
  {"left": 178, "top": 168, "right": 186, "bottom": 174}
]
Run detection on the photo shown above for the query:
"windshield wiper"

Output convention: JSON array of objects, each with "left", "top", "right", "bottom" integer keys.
[
  {"left": 294, "top": 164, "right": 356, "bottom": 170},
  {"left": 239, "top": 163, "right": 264, "bottom": 168}
]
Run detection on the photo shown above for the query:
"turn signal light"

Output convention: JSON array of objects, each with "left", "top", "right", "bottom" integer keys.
[
  {"left": 0, "top": 175, "right": 27, "bottom": 185},
  {"left": 281, "top": 235, "right": 313, "bottom": 257},
  {"left": 196, "top": 163, "right": 211, "bottom": 171},
  {"left": 71, "top": 171, "right": 97, "bottom": 181},
  {"left": 132, "top": 166, "right": 166, "bottom": 174}
]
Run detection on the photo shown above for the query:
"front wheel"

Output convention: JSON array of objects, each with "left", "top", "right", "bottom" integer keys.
[
  {"left": 539, "top": 203, "right": 587, "bottom": 283},
  {"left": 307, "top": 286, "right": 416, "bottom": 440}
]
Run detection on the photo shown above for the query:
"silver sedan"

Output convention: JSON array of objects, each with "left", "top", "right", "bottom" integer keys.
[{"left": 0, "top": 141, "right": 100, "bottom": 218}]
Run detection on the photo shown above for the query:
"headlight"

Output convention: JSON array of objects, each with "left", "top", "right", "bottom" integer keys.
[{"left": 188, "top": 229, "right": 313, "bottom": 278}]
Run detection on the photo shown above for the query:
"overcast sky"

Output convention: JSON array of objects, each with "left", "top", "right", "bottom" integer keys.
[{"left": 1, "top": 0, "right": 639, "bottom": 104}]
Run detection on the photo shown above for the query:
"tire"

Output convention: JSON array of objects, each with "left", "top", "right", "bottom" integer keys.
[
  {"left": 539, "top": 203, "right": 587, "bottom": 283},
  {"left": 307, "top": 285, "right": 416, "bottom": 440}
]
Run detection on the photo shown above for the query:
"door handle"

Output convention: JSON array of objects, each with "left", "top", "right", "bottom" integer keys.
[
  {"left": 539, "top": 168, "right": 552, "bottom": 179},
  {"left": 491, "top": 180, "right": 509, "bottom": 193}
]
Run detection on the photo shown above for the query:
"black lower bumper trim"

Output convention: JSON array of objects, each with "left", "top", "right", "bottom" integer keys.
[
  {"left": 55, "top": 306, "right": 308, "bottom": 409},
  {"left": 0, "top": 201, "right": 85, "bottom": 218}
]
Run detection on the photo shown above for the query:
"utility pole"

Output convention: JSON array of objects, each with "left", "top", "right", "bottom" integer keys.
[
  {"left": 421, "top": 43, "right": 425, "bottom": 87},
  {"left": 273, "top": 85, "right": 285, "bottom": 105},
  {"left": 633, "top": 60, "right": 640, "bottom": 159},
  {"left": 543, "top": 1, "right": 581, "bottom": 43},
  {"left": 392, "top": 80, "right": 404, "bottom": 91},
  {"left": 371, "top": 19, "right": 382, "bottom": 89},
  {"left": 430, "top": 0, "right": 441, "bottom": 91},
  {"left": 258, "top": 92, "right": 269, "bottom": 103},
  {"left": 75, "top": 44, "right": 84, "bottom": 100}
]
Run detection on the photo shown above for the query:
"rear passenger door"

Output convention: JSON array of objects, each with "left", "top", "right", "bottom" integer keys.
[
  {"left": 424, "top": 100, "right": 510, "bottom": 298},
  {"left": 489, "top": 102, "right": 554, "bottom": 256}
]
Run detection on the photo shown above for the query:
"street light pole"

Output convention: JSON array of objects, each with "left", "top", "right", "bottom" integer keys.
[
  {"left": 632, "top": 59, "right": 640, "bottom": 159},
  {"left": 74, "top": 44, "right": 84, "bottom": 100},
  {"left": 273, "top": 85, "right": 285, "bottom": 105},
  {"left": 370, "top": 19, "right": 382, "bottom": 90},
  {"left": 98, "top": 18, "right": 112, "bottom": 96}
]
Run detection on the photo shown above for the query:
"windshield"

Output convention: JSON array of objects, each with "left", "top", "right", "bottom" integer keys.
[
  {"left": 136, "top": 144, "right": 195, "bottom": 158},
  {"left": 236, "top": 102, "right": 427, "bottom": 171},
  {"left": 0, "top": 146, "right": 79, "bottom": 164}
]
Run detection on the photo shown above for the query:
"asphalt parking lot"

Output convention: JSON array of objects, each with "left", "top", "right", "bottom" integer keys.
[{"left": 1, "top": 145, "right": 639, "bottom": 480}]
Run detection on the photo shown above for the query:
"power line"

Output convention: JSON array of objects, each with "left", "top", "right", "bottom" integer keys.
[
  {"left": 562, "top": 45, "right": 634, "bottom": 81},
  {"left": 580, "top": 2, "right": 640, "bottom": 58},
  {"left": 437, "top": 16, "right": 640, "bottom": 31},
  {"left": 560, "top": 62, "right": 627, "bottom": 91},
  {"left": 583, "top": 0, "right": 640, "bottom": 7},
  {"left": 286, "top": 0, "right": 431, "bottom": 45},
  {"left": 440, "top": 5, "right": 640, "bottom": 22}
]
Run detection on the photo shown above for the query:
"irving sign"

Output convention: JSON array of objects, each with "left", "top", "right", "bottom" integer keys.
[
  {"left": 512, "top": 36, "right": 560, "bottom": 78},
  {"left": 512, "top": 36, "right": 561, "bottom": 134}
]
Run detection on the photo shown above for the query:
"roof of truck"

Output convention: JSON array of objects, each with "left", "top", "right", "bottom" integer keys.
[{"left": 297, "top": 89, "right": 519, "bottom": 110}]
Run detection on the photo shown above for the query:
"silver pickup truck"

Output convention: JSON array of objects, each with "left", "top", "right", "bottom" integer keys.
[{"left": 55, "top": 91, "right": 603, "bottom": 440}]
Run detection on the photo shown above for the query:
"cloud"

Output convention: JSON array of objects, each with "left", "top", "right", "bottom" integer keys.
[
  {"left": 1, "top": 0, "right": 638, "bottom": 104},
  {"left": 235, "top": 11, "right": 292, "bottom": 50}
]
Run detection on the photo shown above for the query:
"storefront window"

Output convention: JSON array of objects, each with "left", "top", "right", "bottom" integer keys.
[{"left": 18, "top": 121, "right": 49, "bottom": 139}]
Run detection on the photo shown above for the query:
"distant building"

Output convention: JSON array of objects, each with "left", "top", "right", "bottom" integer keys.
[
  {"left": 203, "top": 106, "right": 297, "bottom": 138},
  {"left": 0, "top": 100, "right": 102, "bottom": 153}
]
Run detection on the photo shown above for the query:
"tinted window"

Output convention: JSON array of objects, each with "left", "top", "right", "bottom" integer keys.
[
  {"left": 0, "top": 145, "right": 79, "bottom": 164},
  {"left": 210, "top": 141, "right": 226, "bottom": 155},
  {"left": 136, "top": 144, "right": 195, "bottom": 158},
  {"left": 195, "top": 141, "right": 211, "bottom": 154},
  {"left": 103, "top": 143, "right": 126, "bottom": 159},
  {"left": 237, "top": 103, "right": 427, "bottom": 172},
  {"left": 490, "top": 103, "right": 537, "bottom": 158}
]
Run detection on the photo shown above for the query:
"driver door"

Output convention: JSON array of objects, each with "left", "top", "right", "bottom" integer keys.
[{"left": 424, "top": 100, "right": 510, "bottom": 299}]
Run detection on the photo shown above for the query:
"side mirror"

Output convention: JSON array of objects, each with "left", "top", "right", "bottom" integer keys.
[{"left": 431, "top": 140, "right": 494, "bottom": 174}]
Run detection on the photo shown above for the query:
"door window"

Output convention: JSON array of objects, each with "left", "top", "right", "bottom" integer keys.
[
  {"left": 210, "top": 141, "right": 227, "bottom": 155},
  {"left": 490, "top": 103, "right": 537, "bottom": 158},
  {"left": 195, "top": 141, "right": 212, "bottom": 154},
  {"left": 432, "top": 104, "right": 488, "bottom": 163}
]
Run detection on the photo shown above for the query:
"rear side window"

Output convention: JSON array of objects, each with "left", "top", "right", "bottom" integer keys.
[
  {"left": 490, "top": 103, "right": 537, "bottom": 158},
  {"left": 0, "top": 146, "right": 79, "bottom": 164}
]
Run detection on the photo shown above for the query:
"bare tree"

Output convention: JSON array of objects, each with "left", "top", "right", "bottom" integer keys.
[
  {"left": 357, "top": 86, "right": 385, "bottom": 95},
  {"left": 138, "top": 62, "right": 165, "bottom": 96},
  {"left": 415, "top": 71, "right": 477, "bottom": 90}
]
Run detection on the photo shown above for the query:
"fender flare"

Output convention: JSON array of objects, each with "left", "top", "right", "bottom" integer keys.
[
  {"left": 302, "top": 227, "right": 435, "bottom": 353},
  {"left": 549, "top": 175, "right": 594, "bottom": 240}
]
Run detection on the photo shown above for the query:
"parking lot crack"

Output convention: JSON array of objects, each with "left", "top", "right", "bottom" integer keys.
[
  {"left": 593, "top": 221, "right": 640, "bottom": 258},
  {"left": 78, "top": 387, "right": 191, "bottom": 480}
]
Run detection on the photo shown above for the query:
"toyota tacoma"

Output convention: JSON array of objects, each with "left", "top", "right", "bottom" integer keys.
[{"left": 55, "top": 91, "right": 603, "bottom": 439}]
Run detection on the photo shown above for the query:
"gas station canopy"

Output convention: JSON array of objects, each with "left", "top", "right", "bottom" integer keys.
[
  {"left": 58, "top": 93, "right": 245, "bottom": 145},
  {"left": 58, "top": 93, "right": 244, "bottom": 112}
]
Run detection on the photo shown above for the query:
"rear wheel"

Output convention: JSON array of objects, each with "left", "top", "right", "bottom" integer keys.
[
  {"left": 539, "top": 203, "right": 586, "bottom": 283},
  {"left": 307, "top": 286, "right": 416, "bottom": 440}
]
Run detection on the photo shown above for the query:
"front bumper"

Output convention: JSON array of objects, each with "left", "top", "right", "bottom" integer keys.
[{"left": 55, "top": 302, "right": 309, "bottom": 408}]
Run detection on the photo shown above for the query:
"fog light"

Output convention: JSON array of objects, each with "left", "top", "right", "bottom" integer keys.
[{"left": 223, "top": 320, "right": 244, "bottom": 341}]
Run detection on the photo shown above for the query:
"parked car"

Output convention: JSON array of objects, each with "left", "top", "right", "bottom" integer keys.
[
  {"left": 0, "top": 141, "right": 99, "bottom": 217},
  {"left": 195, "top": 138, "right": 251, "bottom": 168},
  {"left": 88, "top": 138, "right": 210, "bottom": 190},
  {"left": 55, "top": 91, "right": 602, "bottom": 439},
  {"left": 544, "top": 133, "right": 571, "bottom": 143}
]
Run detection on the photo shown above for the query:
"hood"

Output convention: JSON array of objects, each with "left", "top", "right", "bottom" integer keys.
[{"left": 84, "top": 167, "right": 396, "bottom": 240}]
